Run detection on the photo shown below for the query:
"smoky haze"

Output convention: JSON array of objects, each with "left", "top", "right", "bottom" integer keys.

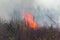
[{"left": 0, "top": 0, "right": 60, "bottom": 27}]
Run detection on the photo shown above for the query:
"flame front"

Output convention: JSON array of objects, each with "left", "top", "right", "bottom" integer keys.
[{"left": 23, "top": 12, "right": 38, "bottom": 30}]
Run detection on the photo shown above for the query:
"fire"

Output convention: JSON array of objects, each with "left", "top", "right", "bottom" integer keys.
[{"left": 23, "top": 12, "right": 38, "bottom": 30}]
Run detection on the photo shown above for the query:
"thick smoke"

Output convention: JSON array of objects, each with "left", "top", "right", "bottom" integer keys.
[
  {"left": 34, "top": 0, "right": 60, "bottom": 27},
  {"left": 0, "top": 0, "right": 21, "bottom": 22},
  {"left": 0, "top": 0, "right": 60, "bottom": 27}
]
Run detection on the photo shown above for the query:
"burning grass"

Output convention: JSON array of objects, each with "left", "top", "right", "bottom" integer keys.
[
  {"left": 0, "top": 20, "right": 60, "bottom": 40},
  {"left": 0, "top": 13, "right": 60, "bottom": 40}
]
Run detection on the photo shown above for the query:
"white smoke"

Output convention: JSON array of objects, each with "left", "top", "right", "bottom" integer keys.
[
  {"left": 0, "top": 0, "right": 21, "bottom": 22},
  {"left": 35, "top": 0, "right": 60, "bottom": 26},
  {"left": 0, "top": 0, "right": 60, "bottom": 27}
]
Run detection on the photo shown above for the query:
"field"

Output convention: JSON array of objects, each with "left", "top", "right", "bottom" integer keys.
[{"left": 0, "top": 21, "right": 60, "bottom": 40}]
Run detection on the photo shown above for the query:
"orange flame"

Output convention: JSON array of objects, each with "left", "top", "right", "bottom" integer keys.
[{"left": 23, "top": 12, "right": 38, "bottom": 30}]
